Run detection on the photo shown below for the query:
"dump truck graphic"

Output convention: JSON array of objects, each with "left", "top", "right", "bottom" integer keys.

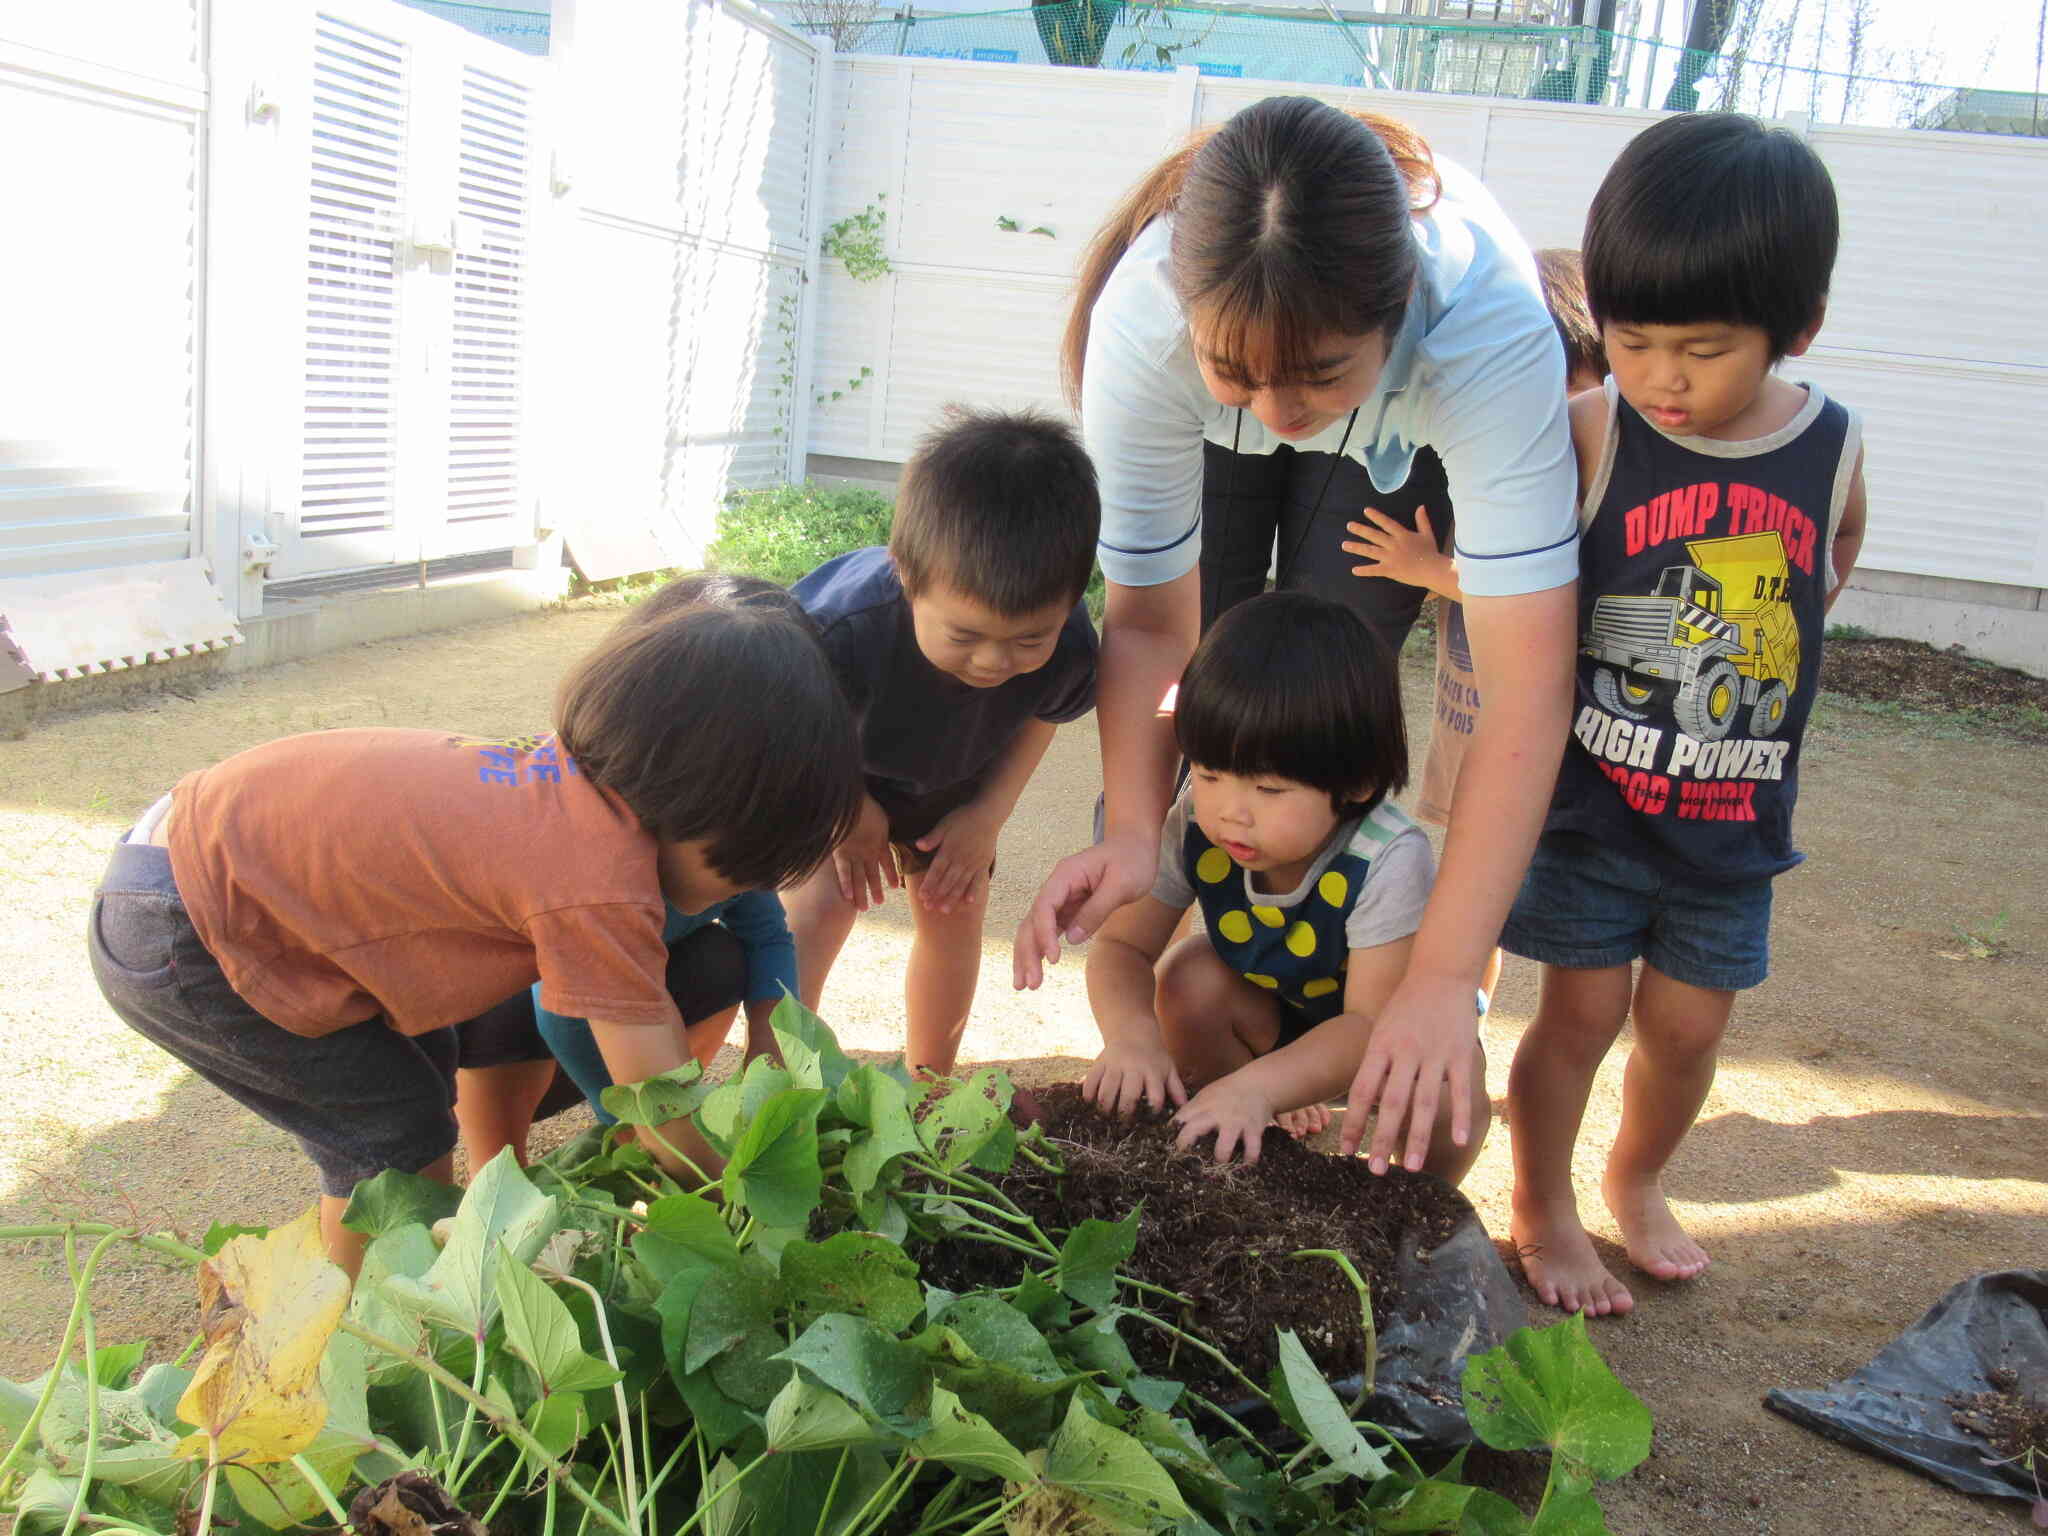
[{"left": 1582, "top": 531, "right": 1800, "bottom": 743}]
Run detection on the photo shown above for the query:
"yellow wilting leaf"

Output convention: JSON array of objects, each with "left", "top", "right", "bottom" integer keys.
[{"left": 175, "top": 1208, "right": 349, "bottom": 1466}]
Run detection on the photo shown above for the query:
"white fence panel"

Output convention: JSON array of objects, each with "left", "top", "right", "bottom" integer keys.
[
  {"left": 882, "top": 273, "right": 1070, "bottom": 453},
  {"left": 0, "top": 12, "right": 203, "bottom": 582},
  {"left": 547, "top": 0, "right": 827, "bottom": 574},
  {"left": 808, "top": 58, "right": 2048, "bottom": 595},
  {"left": 1815, "top": 126, "right": 2048, "bottom": 374}
]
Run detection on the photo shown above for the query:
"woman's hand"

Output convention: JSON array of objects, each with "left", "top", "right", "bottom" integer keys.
[
  {"left": 1013, "top": 830, "right": 1157, "bottom": 989},
  {"left": 1339, "top": 969, "right": 1481, "bottom": 1174}
]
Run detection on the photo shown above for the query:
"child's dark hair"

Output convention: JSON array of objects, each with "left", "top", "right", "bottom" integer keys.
[
  {"left": 1583, "top": 113, "right": 1837, "bottom": 360},
  {"left": 556, "top": 590, "right": 863, "bottom": 891},
  {"left": 889, "top": 406, "right": 1100, "bottom": 616},
  {"left": 1534, "top": 248, "right": 1606, "bottom": 384},
  {"left": 624, "top": 570, "right": 817, "bottom": 635},
  {"left": 1175, "top": 592, "right": 1407, "bottom": 816}
]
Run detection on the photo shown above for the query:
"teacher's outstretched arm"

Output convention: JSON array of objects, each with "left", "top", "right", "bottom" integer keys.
[
  {"left": 1339, "top": 579, "right": 1577, "bottom": 1172},
  {"left": 1012, "top": 567, "right": 1199, "bottom": 989}
]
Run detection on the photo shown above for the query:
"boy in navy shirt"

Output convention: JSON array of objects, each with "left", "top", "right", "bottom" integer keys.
[
  {"left": 788, "top": 407, "right": 1100, "bottom": 1077},
  {"left": 1501, "top": 114, "right": 1868, "bottom": 1317}
]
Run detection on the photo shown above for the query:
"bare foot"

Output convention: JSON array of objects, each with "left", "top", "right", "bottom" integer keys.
[
  {"left": 1510, "top": 1199, "right": 1636, "bottom": 1317},
  {"left": 1603, "top": 1170, "right": 1711, "bottom": 1282},
  {"left": 1275, "top": 1104, "right": 1331, "bottom": 1139}
]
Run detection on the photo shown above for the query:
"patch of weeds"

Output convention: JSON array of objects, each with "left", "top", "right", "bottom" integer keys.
[
  {"left": 1940, "top": 909, "right": 2009, "bottom": 962},
  {"left": 1825, "top": 621, "right": 1874, "bottom": 641},
  {"left": 562, "top": 565, "right": 688, "bottom": 609},
  {"left": 708, "top": 480, "right": 895, "bottom": 588}
]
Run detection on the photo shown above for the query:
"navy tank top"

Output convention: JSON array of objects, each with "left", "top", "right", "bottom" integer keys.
[{"left": 1546, "top": 381, "right": 1861, "bottom": 884}]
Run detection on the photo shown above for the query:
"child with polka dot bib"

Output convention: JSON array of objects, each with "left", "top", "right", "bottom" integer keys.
[{"left": 1082, "top": 591, "right": 1488, "bottom": 1178}]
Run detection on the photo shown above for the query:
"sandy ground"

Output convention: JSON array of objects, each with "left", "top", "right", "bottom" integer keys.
[{"left": 1, "top": 600, "right": 2043, "bottom": 1534}]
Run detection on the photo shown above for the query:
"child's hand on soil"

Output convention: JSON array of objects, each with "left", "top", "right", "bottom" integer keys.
[
  {"left": 1084, "top": 1041, "right": 1187, "bottom": 1119},
  {"left": 835, "top": 794, "right": 899, "bottom": 911},
  {"left": 915, "top": 802, "right": 1003, "bottom": 914},
  {"left": 1274, "top": 1103, "right": 1331, "bottom": 1139},
  {"left": 1173, "top": 1077, "right": 1277, "bottom": 1165},
  {"left": 1342, "top": 506, "right": 1448, "bottom": 591}
]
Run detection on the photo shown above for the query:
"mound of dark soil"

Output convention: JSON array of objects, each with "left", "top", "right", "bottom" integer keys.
[
  {"left": 915, "top": 1083, "right": 1472, "bottom": 1399},
  {"left": 1821, "top": 637, "right": 2048, "bottom": 739}
]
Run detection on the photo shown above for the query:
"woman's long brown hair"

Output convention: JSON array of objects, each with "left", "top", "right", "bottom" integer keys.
[{"left": 1062, "top": 97, "right": 1442, "bottom": 407}]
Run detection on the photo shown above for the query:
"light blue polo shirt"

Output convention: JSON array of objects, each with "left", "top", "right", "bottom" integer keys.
[{"left": 1082, "top": 156, "right": 1577, "bottom": 599}]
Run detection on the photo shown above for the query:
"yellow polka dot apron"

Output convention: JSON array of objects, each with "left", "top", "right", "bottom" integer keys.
[{"left": 1185, "top": 816, "right": 1386, "bottom": 1026}]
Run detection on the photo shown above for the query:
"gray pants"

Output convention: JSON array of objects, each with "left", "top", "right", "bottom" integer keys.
[{"left": 88, "top": 836, "right": 465, "bottom": 1198}]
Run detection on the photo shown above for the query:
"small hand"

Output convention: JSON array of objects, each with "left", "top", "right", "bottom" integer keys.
[
  {"left": 1083, "top": 1041, "right": 1187, "bottom": 1120},
  {"left": 833, "top": 794, "right": 899, "bottom": 913},
  {"left": 1341, "top": 505, "right": 1441, "bottom": 587},
  {"left": 1339, "top": 972, "right": 1478, "bottom": 1174},
  {"left": 915, "top": 802, "right": 1003, "bottom": 915},
  {"left": 1013, "top": 832, "right": 1157, "bottom": 989},
  {"left": 1172, "top": 1075, "right": 1277, "bottom": 1165}
]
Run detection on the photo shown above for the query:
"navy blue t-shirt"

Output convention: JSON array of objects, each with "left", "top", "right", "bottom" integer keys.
[{"left": 791, "top": 548, "right": 1098, "bottom": 799}]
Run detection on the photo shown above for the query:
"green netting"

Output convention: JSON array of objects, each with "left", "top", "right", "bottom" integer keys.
[
  {"left": 770, "top": 3, "right": 2039, "bottom": 133},
  {"left": 399, "top": 0, "right": 550, "bottom": 55}
]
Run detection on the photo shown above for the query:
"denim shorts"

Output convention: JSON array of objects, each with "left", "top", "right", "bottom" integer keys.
[
  {"left": 88, "top": 837, "right": 466, "bottom": 1198},
  {"left": 1500, "top": 831, "right": 1774, "bottom": 992}
]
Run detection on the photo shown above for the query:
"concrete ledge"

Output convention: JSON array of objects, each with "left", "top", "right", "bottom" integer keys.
[
  {"left": 805, "top": 454, "right": 902, "bottom": 495},
  {"left": 0, "top": 566, "right": 569, "bottom": 737},
  {"left": 231, "top": 567, "right": 568, "bottom": 672},
  {"left": 1832, "top": 578, "right": 2048, "bottom": 679}
]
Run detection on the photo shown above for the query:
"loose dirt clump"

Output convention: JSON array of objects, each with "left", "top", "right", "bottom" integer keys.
[
  {"left": 1821, "top": 637, "right": 2048, "bottom": 740},
  {"left": 914, "top": 1083, "right": 1471, "bottom": 1397},
  {"left": 1947, "top": 1368, "right": 2048, "bottom": 1465}
]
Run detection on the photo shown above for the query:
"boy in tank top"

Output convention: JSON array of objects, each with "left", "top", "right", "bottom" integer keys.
[{"left": 1499, "top": 113, "right": 1869, "bottom": 1316}]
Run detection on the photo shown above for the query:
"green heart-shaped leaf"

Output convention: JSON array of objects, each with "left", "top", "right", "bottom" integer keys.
[
  {"left": 1056, "top": 1211, "right": 1139, "bottom": 1310},
  {"left": 781, "top": 1232, "right": 922, "bottom": 1333},
  {"left": 599, "top": 1059, "right": 712, "bottom": 1128},
  {"left": 776, "top": 1314, "right": 931, "bottom": 1435},
  {"left": 1461, "top": 1316, "right": 1651, "bottom": 1483}
]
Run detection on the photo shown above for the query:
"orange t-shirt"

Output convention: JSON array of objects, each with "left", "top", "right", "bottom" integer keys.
[{"left": 166, "top": 728, "right": 676, "bottom": 1039}]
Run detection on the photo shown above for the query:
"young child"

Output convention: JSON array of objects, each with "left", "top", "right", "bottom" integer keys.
[
  {"left": 450, "top": 574, "right": 816, "bottom": 1163},
  {"left": 1500, "top": 113, "right": 1868, "bottom": 1315},
  {"left": 784, "top": 406, "right": 1100, "bottom": 1078},
  {"left": 1083, "top": 592, "right": 1489, "bottom": 1179},
  {"left": 87, "top": 588, "right": 863, "bottom": 1274},
  {"left": 1338, "top": 248, "right": 1609, "bottom": 1006}
]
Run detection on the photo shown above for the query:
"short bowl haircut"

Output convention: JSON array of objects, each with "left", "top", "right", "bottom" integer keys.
[
  {"left": 555, "top": 600, "right": 864, "bottom": 891},
  {"left": 1584, "top": 113, "right": 1838, "bottom": 359},
  {"left": 1174, "top": 591, "right": 1408, "bottom": 816},
  {"left": 1534, "top": 247, "right": 1606, "bottom": 383},
  {"left": 889, "top": 405, "right": 1100, "bottom": 617}
]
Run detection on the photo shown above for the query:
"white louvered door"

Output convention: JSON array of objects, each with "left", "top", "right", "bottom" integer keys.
[
  {"left": 436, "top": 61, "right": 535, "bottom": 555},
  {"left": 295, "top": 10, "right": 408, "bottom": 571},
  {"left": 258, "top": 0, "right": 544, "bottom": 581}
]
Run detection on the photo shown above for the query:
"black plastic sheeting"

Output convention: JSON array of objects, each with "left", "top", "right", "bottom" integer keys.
[
  {"left": 1764, "top": 1269, "right": 2048, "bottom": 1504},
  {"left": 1235, "top": 1203, "right": 1529, "bottom": 1451}
]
